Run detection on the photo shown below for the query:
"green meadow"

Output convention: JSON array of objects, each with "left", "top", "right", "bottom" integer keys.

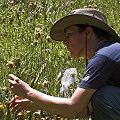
[{"left": 0, "top": 0, "right": 119, "bottom": 119}]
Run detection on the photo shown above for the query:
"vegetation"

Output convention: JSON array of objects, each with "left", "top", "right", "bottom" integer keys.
[{"left": 0, "top": 0, "right": 119, "bottom": 119}]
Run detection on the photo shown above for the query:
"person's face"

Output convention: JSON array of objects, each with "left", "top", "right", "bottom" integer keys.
[{"left": 63, "top": 25, "right": 86, "bottom": 58}]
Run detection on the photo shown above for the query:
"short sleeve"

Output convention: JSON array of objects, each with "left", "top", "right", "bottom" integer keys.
[{"left": 79, "top": 54, "right": 116, "bottom": 89}]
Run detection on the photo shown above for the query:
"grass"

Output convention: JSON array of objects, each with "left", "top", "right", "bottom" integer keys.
[{"left": 0, "top": 0, "right": 119, "bottom": 119}]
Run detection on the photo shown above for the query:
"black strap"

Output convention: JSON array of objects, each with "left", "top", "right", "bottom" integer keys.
[{"left": 85, "top": 25, "right": 89, "bottom": 119}]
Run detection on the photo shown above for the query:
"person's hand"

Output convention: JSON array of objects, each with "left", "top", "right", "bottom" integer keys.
[
  {"left": 9, "top": 74, "right": 32, "bottom": 98},
  {"left": 9, "top": 96, "right": 39, "bottom": 114}
]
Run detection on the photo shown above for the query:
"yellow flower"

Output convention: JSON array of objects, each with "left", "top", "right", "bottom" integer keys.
[{"left": 0, "top": 104, "right": 4, "bottom": 109}]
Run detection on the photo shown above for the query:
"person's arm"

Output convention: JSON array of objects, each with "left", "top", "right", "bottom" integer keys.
[
  {"left": 26, "top": 87, "right": 95, "bottom": 118},
  {"left": 9, "top": 74, "right": 96, "bottom": 118}
]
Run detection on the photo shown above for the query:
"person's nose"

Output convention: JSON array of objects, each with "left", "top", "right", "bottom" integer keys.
[{"left": 63, "top": 36, "right": 69, "bottom": 46}]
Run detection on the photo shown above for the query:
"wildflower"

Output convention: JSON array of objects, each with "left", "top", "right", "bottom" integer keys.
[
  {"left": 0, "top": 103, "right": 3, "bottom": 109},
  {"left": 33, "top": 41, "right": 38, "bottom": 46},
  {"left": 46, "top": 36, "right": 51, "bottom": 42},
  {"left": 42, "top": 80, "right": 50, "bottom": 87},
  {"left": 7, "top": 61, "right": 14, "bottom": 69},
  {"left": 60, "top": 68, "right": 77, "bottom": 92}
]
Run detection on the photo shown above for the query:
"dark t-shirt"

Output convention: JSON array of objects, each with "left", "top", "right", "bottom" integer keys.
[{"left": 79, "top": 42, "right": 120, "bottom": 89}]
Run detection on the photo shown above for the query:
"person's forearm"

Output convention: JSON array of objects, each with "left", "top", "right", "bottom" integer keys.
[
  {"left": 76, "top": 102, "right": 93, "bottom": 118},
  {"left": 26, "top": 88, "right": 78, "bottom": 118}
]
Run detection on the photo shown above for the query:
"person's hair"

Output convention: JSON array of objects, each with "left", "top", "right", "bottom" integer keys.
[{"left": 76, "top": 24, "right": 111, "bottom": 41}]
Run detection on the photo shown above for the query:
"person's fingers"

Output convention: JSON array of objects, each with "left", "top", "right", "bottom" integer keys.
[
  {"left": 11, "top": 105, "right": 23, "bottom": 115},
  {"left": 9, "top": 74, "right": 20, "bottom": 83},
  {"left": 9, "top": 102, "right": 14, "bottom": 108},
  {"left": 9, "top": 96, "right": 20, "bottom": 107},
  {"left": 15, "top": 107, "right": 23, "bottom": 115},
  {"left": 9, "top": 80, "right": 16, "bottom": 91},
  {"left": 9, "top": 104, "right": 13, "bottom": 108},
  {"left": 11, "top": 104, "right": 21, "bottom": 112},
  {"left": 9, "top": 97, "right": 17, "bottom": 108},
  {"left": 8, "top": 79, "right": 16, "bottom": 85},
  {"left": 9, "top": 100, "right": 17, "bottom": 108},
  {"left": 9, "top": 74, "right": 18, "bottom": 80},
  {"left": 9, "top": 96, "right": 18, "bottom": 104},
  {"left": 13, "top": 96, "right": 25, "bottom": 100},
  {"left": 10, "top": 98, "right": 27, "bottom": 108}
]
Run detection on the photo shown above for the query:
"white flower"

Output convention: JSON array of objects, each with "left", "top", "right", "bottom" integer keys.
[{"left": 60, "top": 68, "right": 77, "bottom": 93}]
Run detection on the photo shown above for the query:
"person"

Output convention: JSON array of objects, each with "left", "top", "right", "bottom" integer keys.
[{"left": 9, "top": 8, "right": 120, "bottom": 120}]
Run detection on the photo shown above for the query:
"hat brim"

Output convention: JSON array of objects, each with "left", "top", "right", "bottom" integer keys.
[{"left": 50, "top": 14, "right": 120, "bottom": 42}]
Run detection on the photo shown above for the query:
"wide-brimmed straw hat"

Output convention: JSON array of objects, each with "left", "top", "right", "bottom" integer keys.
[{"left": 50, "top": 8, "right": 120, "bottom": 42}]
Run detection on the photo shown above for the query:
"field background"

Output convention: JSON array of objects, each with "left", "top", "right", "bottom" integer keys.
[{"left": 0, "top": 0, "right": 120, "bottom": 120}]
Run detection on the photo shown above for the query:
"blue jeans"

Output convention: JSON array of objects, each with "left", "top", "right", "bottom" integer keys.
[{"left": 91, "top": 86, "right": 120, "bottom": 120}]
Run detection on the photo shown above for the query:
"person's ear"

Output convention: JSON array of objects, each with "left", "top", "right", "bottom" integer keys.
[{"left": 85, "top": 27, "right": 93, "bottom": 39}]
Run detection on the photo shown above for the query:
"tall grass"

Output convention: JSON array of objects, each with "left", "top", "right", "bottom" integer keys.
[{"left": 0, "top": 0, "right": 119, "bottom": 119}]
